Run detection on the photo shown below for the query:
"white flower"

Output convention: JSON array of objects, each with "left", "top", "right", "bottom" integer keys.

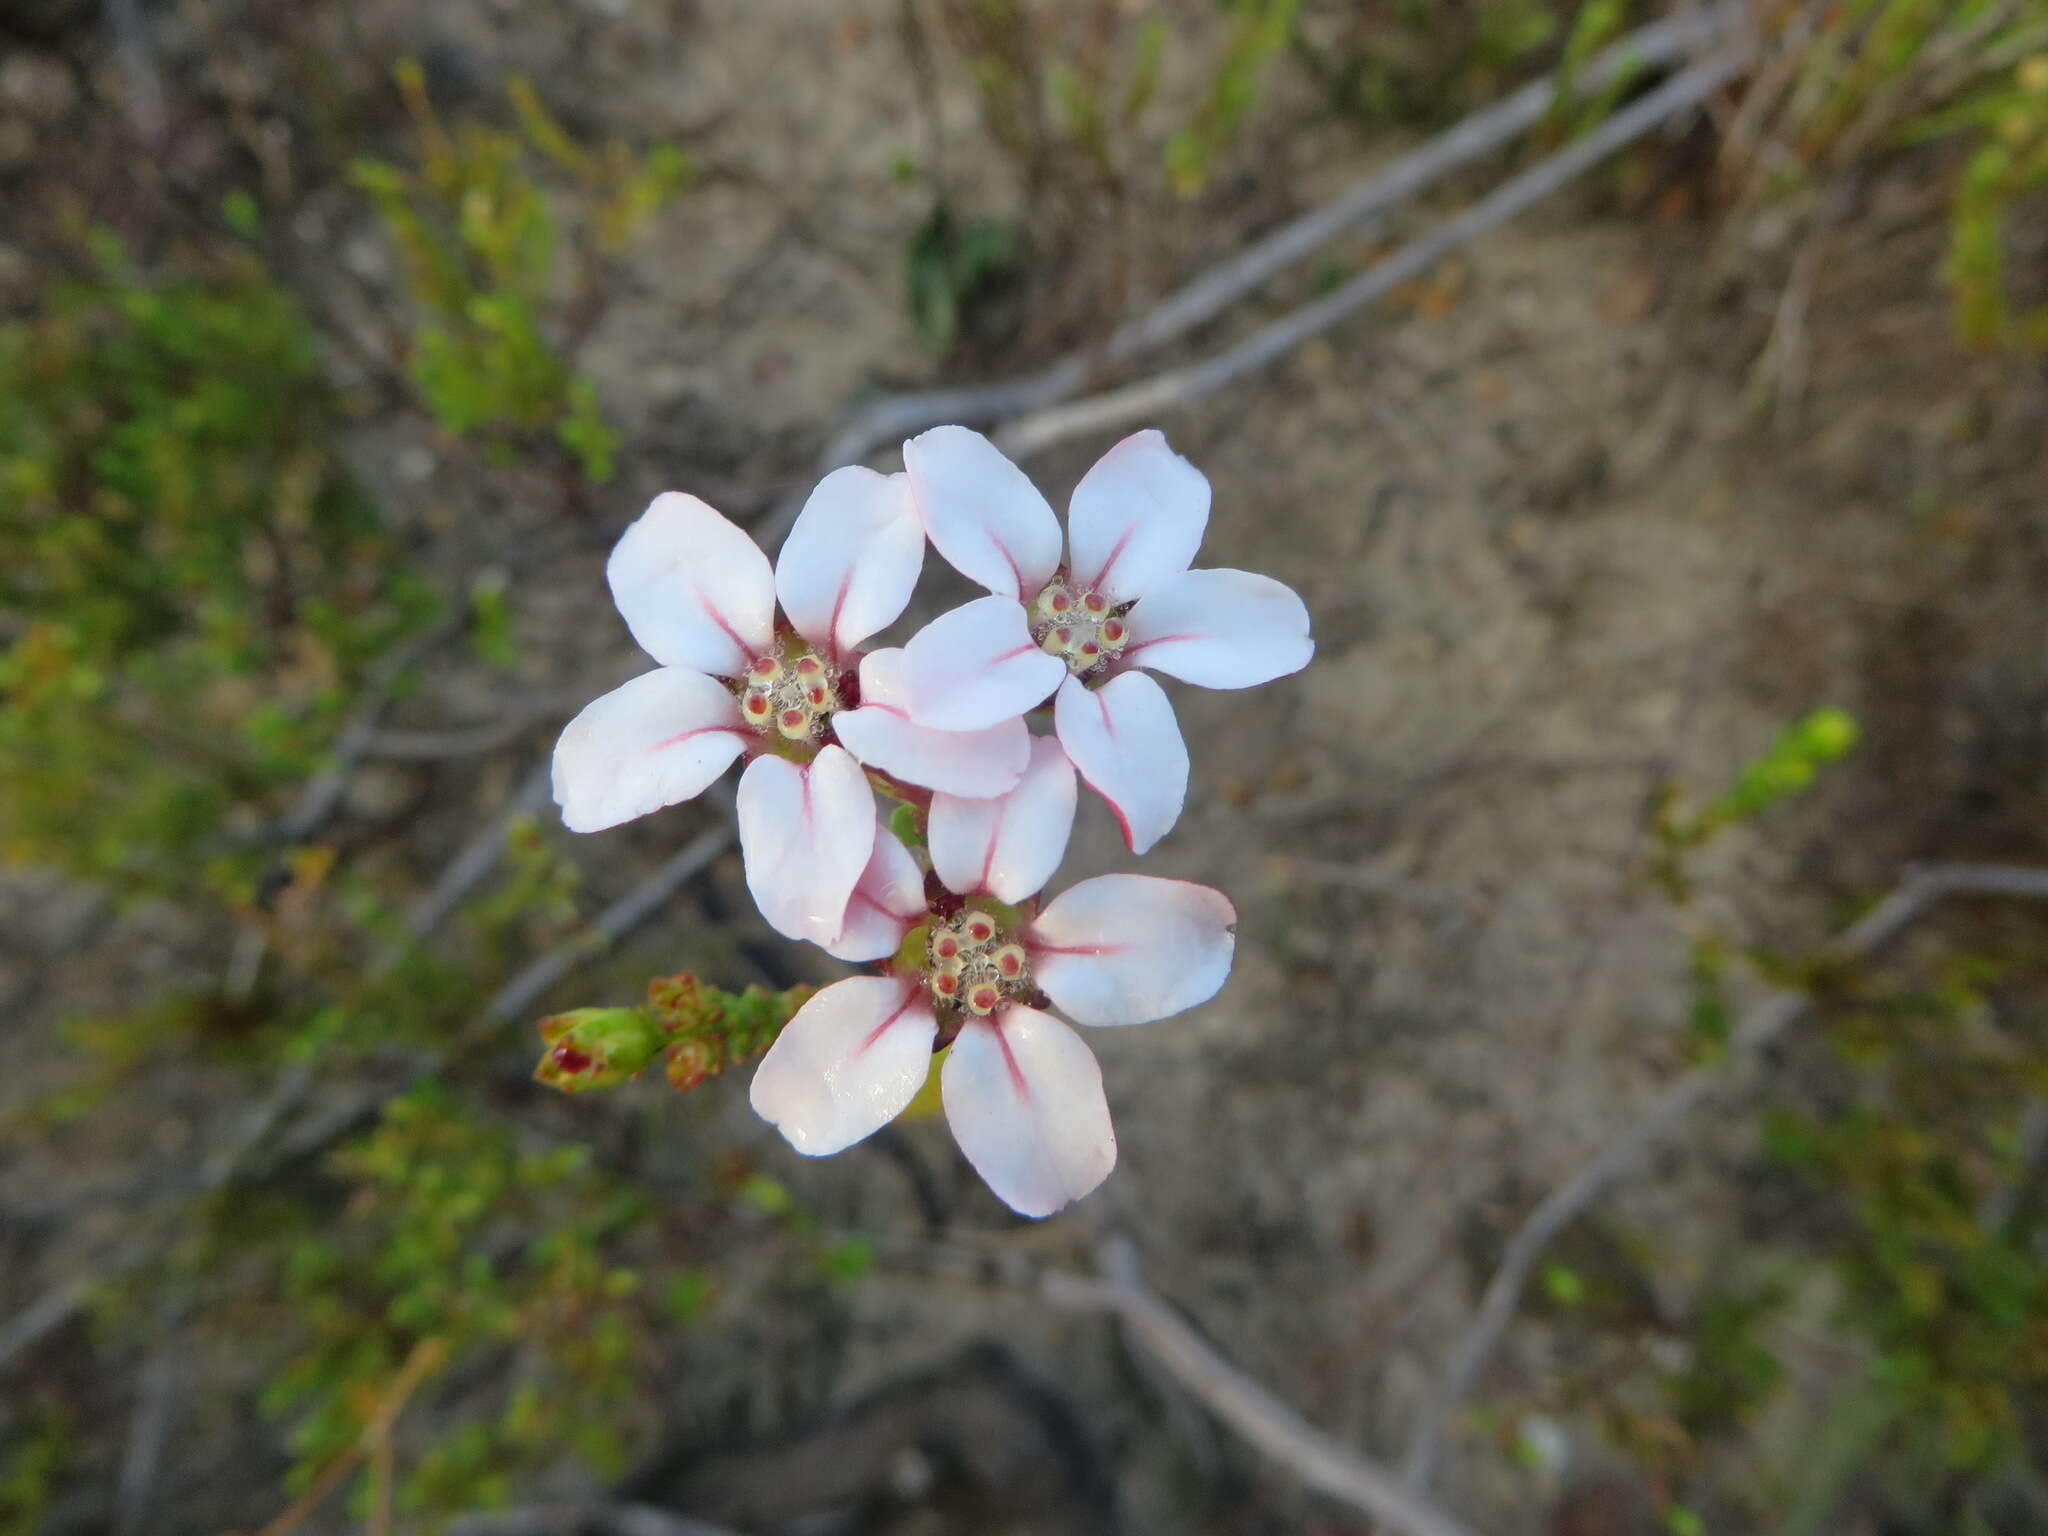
[
  {"left": 552, "top": 472, "right": 1032, "bottom": 947},
  {"left": 747, "top": 739, "right": 1237, "bottom": 1217},
  {"left": 896, "top": 426, "right": 1314, "bottom": 854}
]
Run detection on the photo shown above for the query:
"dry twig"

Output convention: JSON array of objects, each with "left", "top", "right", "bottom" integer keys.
[
  {"left": 1402, "top": 862, "right": 2048, "bottom": 1491},
  {"left": 756, "top": 5, "right": 1744, "bottom": 544},
  {"left": 1043, "top": 1236, "right": 1485, "bottom": 1536},
  {"left": 995, "top": 50, "right": 1751, "bottom": 461}
]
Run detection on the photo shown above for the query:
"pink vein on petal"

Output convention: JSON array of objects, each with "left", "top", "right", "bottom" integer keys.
[
  {"left": 993, "top": 1018, "right": 1031, "bottom": 1100},
  {"left": 1084, "top": 524, "right": 1135, "bottom": 593},
  {"left": 849, "top": 991, "right": 919, "bottom": 1059},
  {"left": 651, "top": 724, "right": 749, "bottom": 753}
]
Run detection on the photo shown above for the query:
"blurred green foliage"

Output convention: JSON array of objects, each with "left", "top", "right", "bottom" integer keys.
[
  {"left": 0, "top": 236, "right": 433, "bottom": 896},
  {"left": 1165, "top": 0, "right": 1301, "bottom": 196},
  {"left": 350, "top": 62, "right": 689, "bottom": 480},
  {"left": 255, "top": 1087, "right": 652, "bottom": 1517}
]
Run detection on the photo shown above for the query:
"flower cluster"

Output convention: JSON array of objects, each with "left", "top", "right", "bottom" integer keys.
[{"left": 553, "top": 426, "right": 1311, "bottom": 1215}]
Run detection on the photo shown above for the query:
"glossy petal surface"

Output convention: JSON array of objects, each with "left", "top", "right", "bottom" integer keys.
[
  {"left": 1064, "top": 429, "right": 1210, "bottom": 604},
  {"left": 1122, "top": 567, "right": 1314, "bottom": 689},
  {"left": 903, "top": 425, "right": 1062, "bottom": 601},
  {"left": 832, "top": 647, "right": 1031, "bottom": 796},
  {"left": 827, "top": 825, "right": 930, "bottom": 962},
  {"left": 1028, "top": 874, "right": 1236, "bottom": 1026},
  {"left": 775, "top": 466, "right": 924, "bottom": 661},
  {"left": 928, "top": 736, "right": 1077, "bottom": 903},
  {"left": 901, "top": 595, "right": 1066, "bottom": 732},
  {"left": 735, "top": 747, "right": 876, "bottom": 946},
  {"left": 551, "top": 668, "right": 748, "bottom": 833},
  {"left": 942, "top": 1007, "right": 1116, "bottom": 1218},
  {"left": 608, "top": 492, "right": 775, "bottom": 677},
  {"left": 1051, "top": 671, "right": 1188, "bottom": 854},
  {"left": 750, "top": 977, "right": 938, "bottom": 1155}
]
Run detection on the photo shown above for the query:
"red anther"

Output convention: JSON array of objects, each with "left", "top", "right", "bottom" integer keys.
[
  {"left": 1050, "top": 626, "right": 1074, "bottom": 649},
  {"left": 931, "top": 972, "right": 961, "bottom": 998},
  {"left": 748, "top": 656, "right": 781, "bottom": 681},
  {"left": 1049, "top": 591, "right": 1072, "bottom": 613},
  {"left": 1101, "top": 618, "right": 1126, "bottom": 644},
  {"left": 551, "top": 1043, "right": 594, "bottom": 1076},
  {"left": 963, "top": 914, "right": 996, "bottom": 944},
  {"left": 1081, "top": 590, "right": 1108, "bottom": 615},
  {"left": 932, "top": 932, "right": 962, "bottom": 961},
  {"left": 779, "top": 707, "right": 808, "bottom": 732},
  {"left": 744, "top": 693, "right": 771, "bottom": 717},
  {"left": 795, "top": 655, "right": 824, "bottom": 677},
  {"left": 805, "top": 686, "right": 828, "bottom": 707},
  {"left": 1077, "top": 641, "right": 1101, "bottom": 661},
  {"left": 993, "top": 944, "right": 1026, "bottom": 979},
  {"left": 966, "top": 983, "right": 1001, "bottom": 1015}
]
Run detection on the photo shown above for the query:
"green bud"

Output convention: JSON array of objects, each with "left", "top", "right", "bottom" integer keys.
[
  {"left": 534, "top": 1006, "right": 663, "bottom": 1092},
  {"left": 1797, "top": 707, "right": 1859, "bottom": 761}
]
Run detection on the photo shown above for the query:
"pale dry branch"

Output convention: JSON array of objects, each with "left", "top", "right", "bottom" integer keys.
[
  {"left": 1043, "top": 1236, "right": 1485, "bottom": 1536},
  {"left": 995, "top": 50, "right": 1751, "bottom": 461},
  {"left": 1402, "top": 862, "right": 2048, "bottom": 1492},
  {"left": 755, "top": 6, "right": 1743, "bottom": 545}
]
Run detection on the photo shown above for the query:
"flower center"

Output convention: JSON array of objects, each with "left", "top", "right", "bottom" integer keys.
[
  {"left": 738, "top": 644, "right": 843, "bottom": 741},
  {"left": 923, "top": 908, "right": 1030, "bottom": 1017},
  {"left": 1030, "top": 577, "right": 1130, "bottom": 678}
]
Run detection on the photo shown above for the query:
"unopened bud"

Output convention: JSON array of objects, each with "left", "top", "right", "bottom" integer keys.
[{"left": 534, "top": 1007, "right": 664, "bottom": 1092}]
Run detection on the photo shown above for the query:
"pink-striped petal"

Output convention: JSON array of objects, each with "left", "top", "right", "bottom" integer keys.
[
  {"left": 903, "top": 425, "right": 1062, "bottom": 601},
  {"left": 826, "top": 824, "right": 929, "bottom": 962},
  {"left": 1051, "top": 672, "right": 1188, "bottom": 855},
  {"left": 941, "top": 1006, "right": 1116, "bottom": 1218},
  {"left": 1121, "top": 567, "right": 1313, "bottom": 690},
  {"left": 749, "top": 977, "right": 938, "bottom": 1156},
  {"left": 832, "top": 648, "right": 1031, "bottom": 797},
  {"left": 1027, "top": 874, "right": 1236, "bottom": 1027},
  {"left": 607, "top": 492, "right": 775, "bottom": 678},
  {"left": 551, "top": 668, "right": 749, "bottom": 833},
  {"left": 1065, "top": 429, "right": 1211, "bottom": 604},
  {"left": 735, "top": 747, "right": 876, "bottom": 946},
  {"left": 901, "top": 595, "right": 1067, "bottom": 733},
  {"left": 928, "top": 736, "right": 1076, "bottom": 904},
  {"left": 774, "top": 466, "right": 924, "bottom": 663}
]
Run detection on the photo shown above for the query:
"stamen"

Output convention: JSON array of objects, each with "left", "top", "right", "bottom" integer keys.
[
  {"left": 747, "top": 656, "right": 782, "bottom": 683},
  {"left": 992, "top": 945, "right": 1026, "bottom": 980},
  {"left": 965, "top": 982, "right": 1001, "bottom": 1016},
  {"left": 961, "top": 912, "right": 996, "bottom": 945},
  {"left": 776, "top": 707, "right": 811, "bottom": 739}
]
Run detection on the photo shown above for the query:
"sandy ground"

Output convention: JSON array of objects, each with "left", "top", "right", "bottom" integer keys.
[{"left": 4, "top": 2, "right": 2046, "bottom": 1532}]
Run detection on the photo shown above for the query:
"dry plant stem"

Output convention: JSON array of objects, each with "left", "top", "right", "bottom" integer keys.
[
  {"left": 997, "top": 50, "right": 1752, "bottom": 461},
  {"left": 1401, "top": 862, "right": 2048, "bottom": 1492},
  {"left": 483, "top": 809, "right": 735, "bottom": 1025},
  {"left": 1043, "top": 1237, "right": 1486, "bottom": 1536},
  {"left": 757, "top": 7, "right": 1741, "bottom": 544}
]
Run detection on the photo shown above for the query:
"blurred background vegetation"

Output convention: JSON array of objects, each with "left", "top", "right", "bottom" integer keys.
[{"left": 3, "top": 2, "right": 2047, "bottom": 1533}]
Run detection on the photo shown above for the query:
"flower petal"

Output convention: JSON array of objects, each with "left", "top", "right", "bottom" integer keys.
[
  {"left": 832, "top": 648, "right": 1031, "bottom": 797},
  {"left": 1064, "top": 429, "right": 1211, "bottom": 604},
  {"left": 750, "top": 977, "right": 938, "bottom": 1156},
  {"left": 903, "top": 425, "right": 1062, "bottom": 601},
  {"left": 608, "top": 492, "right": 776, "bottom": 678},
  {"left": 1027, "top": 874, "right": 1236, "bottom": 1027},
  {"left": 551, "top": 668, "right": 749, "bottom": 833},
  {"left": 901, "top": 595, "right": 1067, "bottom": 732},
  {"left": 1051, "top": 672, "right": 1188, "bottom": 855},
  {"left": 928, "top": 736, "right": 1076, "bottom": 904},
  {"left": 1121, "top": 567, "right": 1314, "bottom": 690},
  {"left": 941, "top": 1007, "right": 1116, "bottom": 1218},
  {"left": 735, "top": 747, "right": 876, "bottom": 946},
  {"left": 774, "top": 466, "right": 925, "bottom": 662},
  {"left": 826, "top": 824, "right": 929, "bottom": 962}
]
